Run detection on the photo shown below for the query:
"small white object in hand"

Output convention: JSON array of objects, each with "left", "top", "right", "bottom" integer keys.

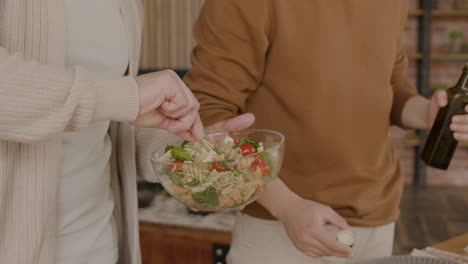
[
  {"left": 337, "top": 229, "right": 355, "bottom": 247},
  {"left": 464, "top": 245, "right": 468, "bottom": 254}
]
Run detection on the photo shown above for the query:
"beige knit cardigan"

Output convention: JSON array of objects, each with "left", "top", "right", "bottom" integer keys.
[{"left": 0, "top": 0, "right": 169, "bottom": 263}]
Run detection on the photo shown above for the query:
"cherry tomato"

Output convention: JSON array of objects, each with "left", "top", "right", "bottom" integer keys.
[
  {"left": 168, "top": 160, "right": 183, "bottom": 172},
  {"left": 240, "top": 143, "right": 257, "bottom": 156},
  {"left": 212, "top": 162, "right": 230, "bottom": 172},
  {"left": 251, "top": 159, "right": 270, "bottom": 175}
]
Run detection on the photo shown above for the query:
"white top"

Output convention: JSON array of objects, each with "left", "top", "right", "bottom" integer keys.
[{"left": 57, "top": 0, "right": 129, "bottom": 263}]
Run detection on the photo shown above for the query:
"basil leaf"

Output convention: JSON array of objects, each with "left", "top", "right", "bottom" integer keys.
[
  {"left": 213, "top": 147, "right": 222, "bottom": 155},
  {"left": 233, "top": 140, "right": 246, "bottom": 149},
  {"left": 165, "top": 145, "right": 176, "bottom": 153},
  {"left": 186, "top": 180, "right": 201, "bottom": 187},
  {"left": 171, "top": 147, "right": 194, "bottom": 162},
  {"left": 260, "top": 152, "right": 274, "bottom": 176},
  {"left": 192, "top": 186, "right": 219, "bottom": 207},
  {"left": 219, "top": 161, "right": 231, "bottom": 169},
  {"left": 181, "top": 141, "right": 190, "bottom": 147},
  {"left": 234, "top": 139, "right": 261, "bottom": 149},
  {"left": 260, "top": 152, "right": 269, "bottom": 160},
  {"left": 246, "top": 140, "right": 261, "bottom": 148},
  {"left": 166, "top": 167, "right": 200, "bottom": 187},
  {"left": 218, "top": 161, "right": 241, "bottom": 176},
  {"left": 167, "top": 170, "right": 185, "bottom": 186}
]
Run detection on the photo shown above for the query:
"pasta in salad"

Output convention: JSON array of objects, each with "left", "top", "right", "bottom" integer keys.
[{"left": 156, "top": 136, "right": 276, "bottom": 210}]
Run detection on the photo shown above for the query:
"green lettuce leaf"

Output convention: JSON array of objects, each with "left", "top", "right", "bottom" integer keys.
[{"left": 192, "top": 186, "right": 219, "bottom": 207}]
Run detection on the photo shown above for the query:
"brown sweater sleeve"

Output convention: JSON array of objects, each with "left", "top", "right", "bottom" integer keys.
[
  {"left": 390, "top": 4, "right": 418, "bottom": 127},
  {"left": 184, "top": 0, "right": 270, "bottom": 126}
]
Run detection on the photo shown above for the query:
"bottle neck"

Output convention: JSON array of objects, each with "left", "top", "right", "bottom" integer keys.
[{"left": 456, "top": 64, "right": 468, "bottom": 91}]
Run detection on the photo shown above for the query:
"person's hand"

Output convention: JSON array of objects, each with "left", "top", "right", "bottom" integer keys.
[
  {"left": 131, "top": 70, "right": 203, "bottom": 141},
  {"left": 275, "top": 196, "right": 353, "bottom": 258},
  {"left": 205, "top": 113, "right": 256, "bottom": 133},
  {"left": 258, "top": 179, "right": 353, "bottom": 258},
  {"left": 427, "top": 90, "right": 468, "bottom": 141}
]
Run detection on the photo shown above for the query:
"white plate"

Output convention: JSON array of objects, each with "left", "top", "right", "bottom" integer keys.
[{"left": 359, "top": 256, "right": 458, "bottom": 264}]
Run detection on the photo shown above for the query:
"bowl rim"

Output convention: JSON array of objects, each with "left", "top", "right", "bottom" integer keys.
[{"left": 150, "top": 128, "right": 285, "bottom": 165}]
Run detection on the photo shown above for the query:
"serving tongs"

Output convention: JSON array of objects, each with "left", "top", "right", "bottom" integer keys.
[{"left": 198, "top": 134, "right": 219, "bottom": 157}]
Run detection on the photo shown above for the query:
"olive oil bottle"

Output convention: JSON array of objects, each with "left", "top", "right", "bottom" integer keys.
[{"left": 421, "top": 63, "right": 468, "bottom": 170}]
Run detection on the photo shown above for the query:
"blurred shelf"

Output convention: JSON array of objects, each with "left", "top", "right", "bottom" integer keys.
[
  {"left": 433, "top": 9, "right": 468, "bottom": 16},
  {"left": 409, "top": 9, "right": 468, "bottom": 16},
  {"left": 432, "top": 53, "right": 468, "bottom": 60},
  {"left": 408, "top": 53, "right": 423, "bottom": 60},
  {"left": 405, "top": 134, "right": 422, "bottom": 147},
  {"left": 408, "top": 53, "right": 468, "bottom": 61},
  {"left": 409, "top": 9, "right": 425, "bottom": 16},
  {"left": 405, "top": 134, "right": 468, "bottom": 147}
]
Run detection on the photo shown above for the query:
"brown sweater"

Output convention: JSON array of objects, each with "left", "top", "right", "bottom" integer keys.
[{"left": 184, "top": 0, "right": 417, "bottom": 226}]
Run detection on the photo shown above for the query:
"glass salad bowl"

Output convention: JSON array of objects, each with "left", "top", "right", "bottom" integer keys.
[{"left": 150, "top": 129, "right": 285, "bottom": 211}]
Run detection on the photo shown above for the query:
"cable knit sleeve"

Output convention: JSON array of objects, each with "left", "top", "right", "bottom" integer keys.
[{"left": 0, "top": 47, "right": 139, "bottom": 143}]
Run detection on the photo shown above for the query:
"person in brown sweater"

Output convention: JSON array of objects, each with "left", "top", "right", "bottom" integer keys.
[{"left": 184, "top": 0, "right": 468, "bottom": 263}]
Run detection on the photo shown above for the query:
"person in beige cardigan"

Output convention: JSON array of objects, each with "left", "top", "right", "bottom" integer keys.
[{"left": 0, "top": 0, "right": 214, "bottom": 263}]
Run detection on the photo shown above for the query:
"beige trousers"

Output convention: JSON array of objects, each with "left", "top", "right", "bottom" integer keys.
[{"left": 227, "top": 214, "right": 395, "bottom": 264}]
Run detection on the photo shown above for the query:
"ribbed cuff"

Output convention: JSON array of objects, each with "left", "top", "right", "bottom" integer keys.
[{"left": 93, "top": 76, "right": 139, "bottom": 122}]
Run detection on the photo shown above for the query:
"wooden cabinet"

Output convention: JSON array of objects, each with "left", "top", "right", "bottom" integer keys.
[{"left": 140, "top": 222, "right": 232, "bottom": 264}]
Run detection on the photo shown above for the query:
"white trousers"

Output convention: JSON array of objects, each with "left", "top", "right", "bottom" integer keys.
[{"left": 227, "top": 214, "right": 395, "bottom": 264}]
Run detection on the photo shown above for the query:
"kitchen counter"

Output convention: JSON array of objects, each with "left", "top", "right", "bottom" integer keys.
[{"left": 138, "top": 192, "right": 238, "bottom": 232}]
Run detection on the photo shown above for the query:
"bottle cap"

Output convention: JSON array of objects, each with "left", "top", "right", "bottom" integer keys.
[{"left": 337, "top": 229, "right": 355, "bottom": 247}]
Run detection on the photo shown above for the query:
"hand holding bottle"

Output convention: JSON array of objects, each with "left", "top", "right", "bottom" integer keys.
[
  {"left": 422, "top": 64, "right": 468, "bottom": 169},
  {"left": 427, "top": 89, "right": 468, "bottom": 142}
]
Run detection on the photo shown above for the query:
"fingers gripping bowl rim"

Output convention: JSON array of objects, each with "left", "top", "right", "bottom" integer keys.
[{"left": 150, "top": 129, "right": 285, "bottom": 211}]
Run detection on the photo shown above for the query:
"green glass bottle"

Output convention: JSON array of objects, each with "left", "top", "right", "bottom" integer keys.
[{"left": 421, "top": 63, "right": 468, "bottom": 170}]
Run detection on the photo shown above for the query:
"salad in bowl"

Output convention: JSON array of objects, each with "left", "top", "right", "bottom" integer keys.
[{"left": 150, "top": 129, "right": 284, "bottom": 211}]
